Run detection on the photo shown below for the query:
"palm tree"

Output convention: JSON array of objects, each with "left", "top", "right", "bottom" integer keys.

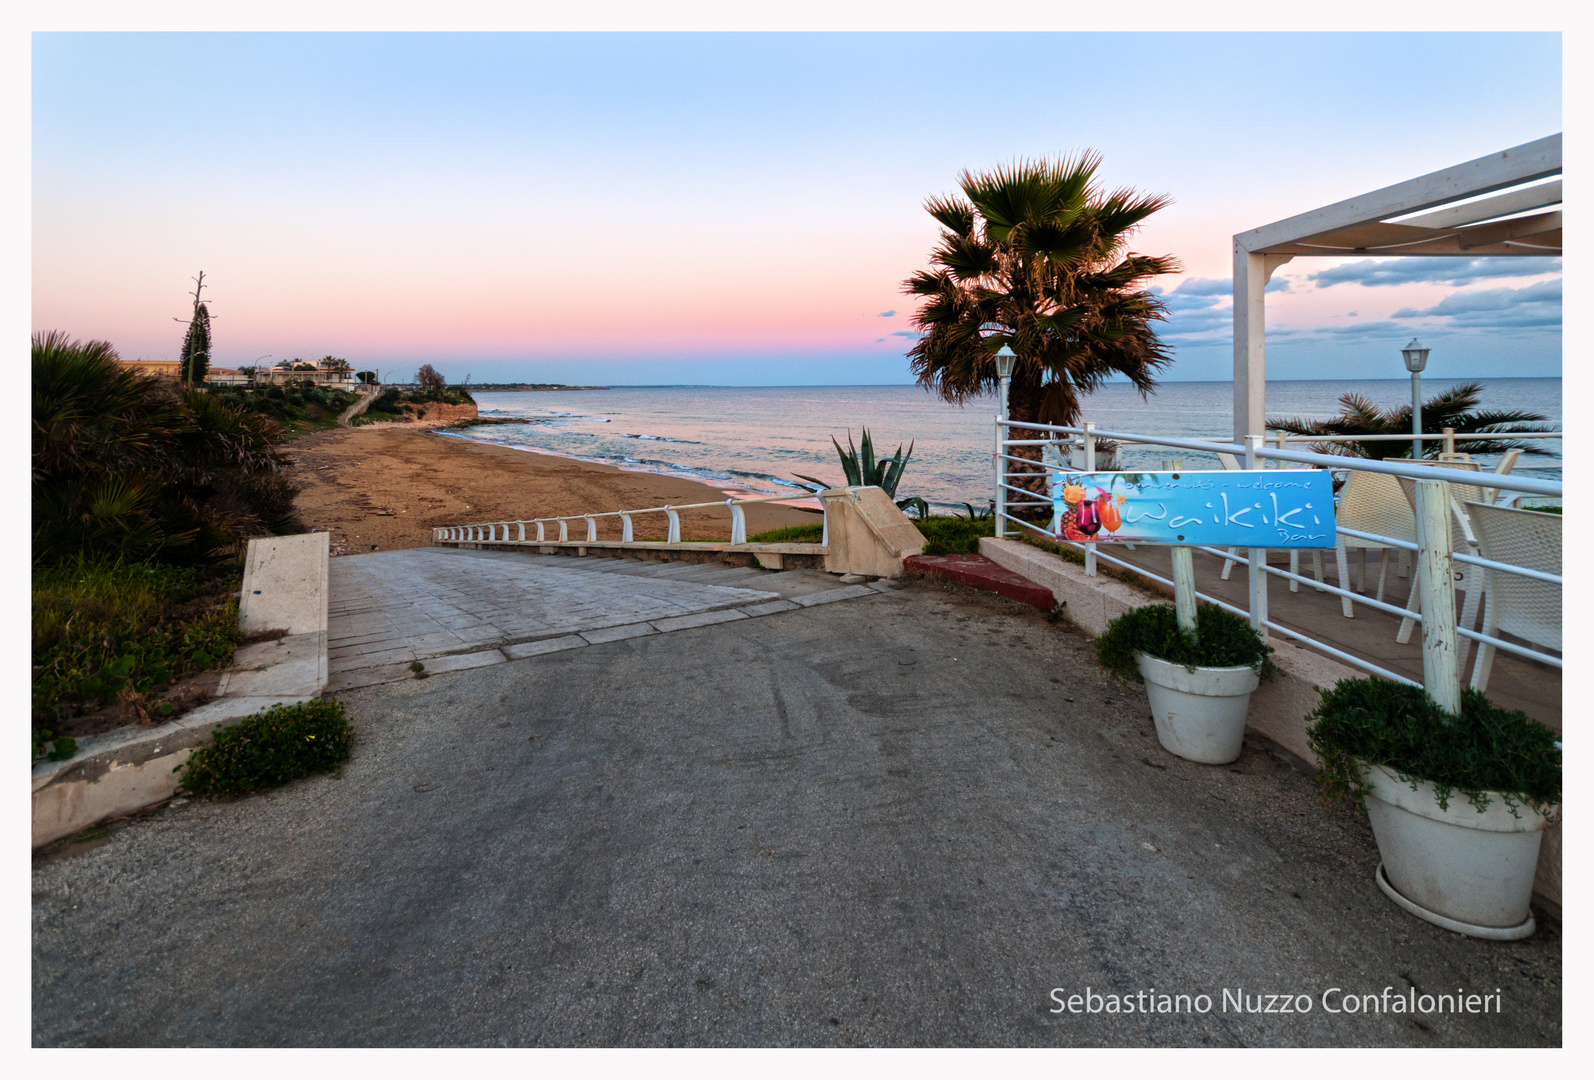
[
  {"left": 902, "top": 152, "right": 1179, "bottom": 428},
  {"left": 1267, "top": 384, "right": 1555, "bottom": 461}
]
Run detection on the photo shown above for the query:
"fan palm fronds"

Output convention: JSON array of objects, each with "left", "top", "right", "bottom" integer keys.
[
  {"left": 1267, "top": 383, "right": 1555, "bottom": 461},
  {"left": 903, "top": 153, "right": 1179, "bottom": 429}
]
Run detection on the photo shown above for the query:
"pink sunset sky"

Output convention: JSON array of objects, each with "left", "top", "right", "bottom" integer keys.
[{"left": 32, "top": 31, "right": 1562, "bottom": 385}]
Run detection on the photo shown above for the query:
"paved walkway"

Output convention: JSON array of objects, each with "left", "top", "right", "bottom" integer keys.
[
  {"left": 32, "top": 579, "right": 1559, "bottom": 1047},
  {"left": 327, "top": 548, "right": 879, "bottom": 692}
]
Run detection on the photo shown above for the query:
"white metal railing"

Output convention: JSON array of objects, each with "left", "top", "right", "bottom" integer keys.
[
  {"left": 993, "top": 418, "right": 1562, "bottom": 702},
  {"left": 433, "top": 492, "right": 825, "bottom": 549}
]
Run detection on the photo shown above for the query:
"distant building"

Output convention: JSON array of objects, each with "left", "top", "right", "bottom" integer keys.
[
  {"left": 250, "top": 365, "right": 360, "bottom": 388},
  {"left": 114, "top": 358, "right": 360, "bottom": 388},
  {"left": 118, "top": 359, "right": 183, "bottom": 378}
]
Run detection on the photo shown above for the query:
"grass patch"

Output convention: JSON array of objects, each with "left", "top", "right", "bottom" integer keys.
[
  {"left": 177, "top": 699, "right": 353, "bottom": 796},
  {"left": 747, "top": 524, "right": 825, "bottom": 544},
  {"left": 33, "top": 558, "right": 243, "bottom": 759},
  {"left": 914, "top": 515, "right": 995, "bottom": 555},
  {"left": 1307, "top": 678, "right": 1560, "bottom": 817},
  {"left": 1096, "top": 602, "right": 1275, "bottom": 681}
]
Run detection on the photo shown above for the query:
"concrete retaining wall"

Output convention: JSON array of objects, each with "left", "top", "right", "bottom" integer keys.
[
  {"left": 32, "top": 533, "right": 331, "bottom": 848},
  {"left": 820, "top": 486, "right": 926, "bottom": 578},
  {"left": 978, "top": 536, "right": 1561, "bottom": 907}
]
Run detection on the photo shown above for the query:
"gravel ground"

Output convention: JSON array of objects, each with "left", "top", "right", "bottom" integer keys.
[{"left": 32, "top": 576, "right": 1561, "bottom": 1047}]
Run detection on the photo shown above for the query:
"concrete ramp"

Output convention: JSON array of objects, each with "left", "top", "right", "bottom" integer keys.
[{"left": 327, "top": 548, "right": 884, "bottom": 691}]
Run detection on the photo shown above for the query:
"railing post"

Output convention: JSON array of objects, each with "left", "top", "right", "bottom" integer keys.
[
  {"left": 1442, "top": 427, "right": 1456, "bottom": 456},
  {"left": 536, "top": 521, "right": 546, "bottom": 542},
  {"left": 666, "top": 508, "right": 681, "bottom": 544},
  {"left": 1083, "top": 422, "right": 1097, "bottom": 577},
  {"left": 1415, "top": 479, "right": 1461, "bottom": 712},
  {"left": 1244, "top": 435, "right": 1269, "bottom": 642},
  {"left": 585, "top": 515, "right": 596, "bottom": 543},
  {"left": 729, "top": 500, "right": 747, "bottom": 545},
  {"left": 558, "top": 520, "right": 568, "bottom": 542},
  {"left": 518, "top": 522, "right": 525, "bottom": 541},
  {"left": 994, "top": 416, "right": 1008, "bottom": 538},
  {"left": 621, "top": 513, "right": 634, "bottom": 543}
]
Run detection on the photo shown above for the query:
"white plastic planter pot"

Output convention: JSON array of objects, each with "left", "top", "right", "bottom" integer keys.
[
  {"left": 1135, "top": 653, "right": 1260, "bottom": 765},
  {"left": 1360, "top": 762, "right": 1552, "bottom": 940}
]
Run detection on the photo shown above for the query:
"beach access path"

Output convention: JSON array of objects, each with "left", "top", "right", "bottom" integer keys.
[
  {"left": 32, "top": 572, "right": 1558, "bottom": 1048},
  {"left": 286, "top": 426, "right": 818, "bottom": 555}
]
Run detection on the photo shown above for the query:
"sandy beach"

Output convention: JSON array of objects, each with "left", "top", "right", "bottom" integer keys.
[{"left": 285, "top": 426, "right": 821, "bottom": 554}]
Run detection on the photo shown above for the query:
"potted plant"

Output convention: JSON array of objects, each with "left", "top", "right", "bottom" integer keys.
[
  {"left": 1096, "top": 603, "right": 1274, "bottom": 765},
  {"left": 1307, "top": 679, "right": 1560, "bottom": 939}
]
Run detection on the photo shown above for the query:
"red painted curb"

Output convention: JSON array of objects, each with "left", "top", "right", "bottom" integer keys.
[{"left": 903, "top": 553, "right": 1055, "bottom": 611}]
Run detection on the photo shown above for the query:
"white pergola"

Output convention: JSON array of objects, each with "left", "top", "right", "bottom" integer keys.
[{"left": 1232, "top": 133, "right": 1562, "bottom": 443}]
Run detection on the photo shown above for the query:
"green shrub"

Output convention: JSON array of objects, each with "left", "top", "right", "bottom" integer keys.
[
  {"left": 32, "top": 558, "right": 243, "bottom": 757},
  {"left": 1306, "top": 678, "right": 1560, "bottom": 818},
  {"left": 177, "top": 699, "right": 352, "bottom": 796},
  {"left": 915, "top": 514, "right": 995, "bottom": 555},
  {"left": 747, "top": 523, "right": 825, "bottom": 544},
  {"left": 1096, "top": 603, "right": 1274, "bottom": 681}
]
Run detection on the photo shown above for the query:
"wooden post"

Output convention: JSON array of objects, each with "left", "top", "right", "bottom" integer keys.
[
  {"left": 1244, "top": 435, "right": 1269, "bottom": 642},
  {"left": 1160, "top": 458, "right": 1197, "bottom": 634},
  {"left": 1415, "top": 479, "right": 1461, "bottom": 713},
  {"left": 1083, "top": 422, "right": 1097, "bottom": 578}
]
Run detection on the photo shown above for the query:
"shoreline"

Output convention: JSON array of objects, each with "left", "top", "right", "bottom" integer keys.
[{"left": 285, "top": 426, "right": 821, "bottom": 555}]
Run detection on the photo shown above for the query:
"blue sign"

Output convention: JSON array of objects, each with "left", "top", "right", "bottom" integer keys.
[{"left": 1047, "top": 470, "right": 1337, "bottom": 549}]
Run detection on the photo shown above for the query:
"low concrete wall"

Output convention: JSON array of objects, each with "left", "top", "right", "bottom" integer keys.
[
  {"left": 978, "top": 536, "right": 1562, "bottom": 907},
  {"left": 33, "top": 533, "right": 331, "bottom": 848},
  {"left": 820, "top": 486, "right": 926, "bottom": 578}
]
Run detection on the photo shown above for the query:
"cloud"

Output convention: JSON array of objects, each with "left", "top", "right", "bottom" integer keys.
[
  {"left": 888, "top": 329, "right": 922, "bottom": 338},
  {"left": 1391, "top": 278, "right": 1561, "bottom": 328},
  {"left": 876, "top": 309, "right": 897, "bottom": 318},
  {"left": 1307, "top": 256, "right": 1561, "bottom": 289}
]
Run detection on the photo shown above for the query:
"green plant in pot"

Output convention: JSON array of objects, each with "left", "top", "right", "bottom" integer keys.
[
  {"left": 1097, "top": 602, "right": 1274, "bottom": 765},
  {"left": 1307, "top": 678, "right": 1560, "bottom": 939}
]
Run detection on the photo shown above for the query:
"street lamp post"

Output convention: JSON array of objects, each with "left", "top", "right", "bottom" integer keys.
[
  {"left": 1402, "top": 338, "right": 1431, "bottom": 460},
  {"left": 993, "top": 343, "right": 1017, "bottom": 537}
]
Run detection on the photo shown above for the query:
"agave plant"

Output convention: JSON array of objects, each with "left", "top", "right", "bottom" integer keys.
[{"left": 793, "top": 428, "right": 928, "bottom": 517}]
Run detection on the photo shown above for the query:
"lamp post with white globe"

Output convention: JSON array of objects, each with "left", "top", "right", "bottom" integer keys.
[
  {"left": 1402, "top": 338, "right": 1431, "bottom": 460},
  {"left": 992, "top": 341, "right": 1017, "bottom": 536}
]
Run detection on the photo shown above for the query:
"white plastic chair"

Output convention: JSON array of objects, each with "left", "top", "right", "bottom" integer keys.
[
  {"left": 1329, "top": 470, "right": 1416, "bottom": 618},
  {"left": 1463, "top": 502, "right": 1561, "bottom": 692}
]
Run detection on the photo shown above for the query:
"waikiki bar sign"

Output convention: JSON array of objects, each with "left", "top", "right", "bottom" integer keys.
[{"left": 1048, "top": 470, "right": 1338, "bottom": 549}]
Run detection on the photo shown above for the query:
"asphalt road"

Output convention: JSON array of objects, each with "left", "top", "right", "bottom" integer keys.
[{"left": 32, "top": 576, "right": 1561, "bottom": 1047}]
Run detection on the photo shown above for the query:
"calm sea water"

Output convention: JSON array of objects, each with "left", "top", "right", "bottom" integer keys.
[{"left": 445, "top": 379, "right": 1562, "bottom": 511}]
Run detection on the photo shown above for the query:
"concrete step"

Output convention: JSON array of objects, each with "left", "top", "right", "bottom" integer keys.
[{"left": 902, "top": 553, "right": 1054, "bottom": 611}]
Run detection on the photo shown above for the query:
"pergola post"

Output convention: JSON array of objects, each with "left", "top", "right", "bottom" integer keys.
[{"left": 1231, "top": 248, "right": 1292, "bottom": 445}]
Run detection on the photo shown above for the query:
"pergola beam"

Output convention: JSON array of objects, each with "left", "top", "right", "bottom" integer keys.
[
  {"left": 1235, "top": 134, "right": 1560, "bottom": 256},
  {"left": 1229, "top": 133, "right": 1561, "bottom": 444}
]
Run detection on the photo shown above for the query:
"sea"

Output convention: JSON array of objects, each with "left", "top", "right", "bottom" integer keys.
[{"left": 442, "top": 379, "right": 1562, "bottom": 512}]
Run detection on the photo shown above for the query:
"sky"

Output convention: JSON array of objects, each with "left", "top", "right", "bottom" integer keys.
[{"left": 31, "top": 31, "right": 1563, "bottom": 386}]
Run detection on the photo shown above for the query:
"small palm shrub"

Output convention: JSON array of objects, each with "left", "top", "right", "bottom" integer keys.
[
  {"left": 1306, "top": 679, "right": 1560, "bottom": 818},
  {"left": 177, "top": 699, "right": 352, "bottom": 796},
  {"left": 1097, "top": 603, "right": 1274, "bottom": 681}
]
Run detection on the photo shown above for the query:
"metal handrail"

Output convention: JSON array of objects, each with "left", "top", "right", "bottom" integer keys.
[
  {"left": 994, "top": 418, "right": 1563, "bottom": 696},
  {"left": 1002, "top": 421, "right": 1562, "bottom": 497},
  {"left": 435, "top": 491, "right": 826, "bottom": 549}
]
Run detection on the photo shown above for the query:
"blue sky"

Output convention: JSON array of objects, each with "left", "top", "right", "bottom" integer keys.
[{"left": 32, "top": 30, "right": 1562, "bottom": 384}]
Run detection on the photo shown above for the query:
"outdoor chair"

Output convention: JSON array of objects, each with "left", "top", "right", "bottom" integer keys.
[
  {"left": 1214, "top": 452, "right": 1327, "bottom": 594},
  {"left": 1328, "top": 470, "right": 1416, "bottom": 618},
  {"left": 1394, "top": 471, "right": 1488, "bottom": 668},
  {"left": 1462, "top": 502, "right": 1561, "bottom": 693}
]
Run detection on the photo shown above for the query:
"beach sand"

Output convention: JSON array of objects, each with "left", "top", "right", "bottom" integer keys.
[{"left": 286, "top": 426, "right": 820, "bottom": 554}]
